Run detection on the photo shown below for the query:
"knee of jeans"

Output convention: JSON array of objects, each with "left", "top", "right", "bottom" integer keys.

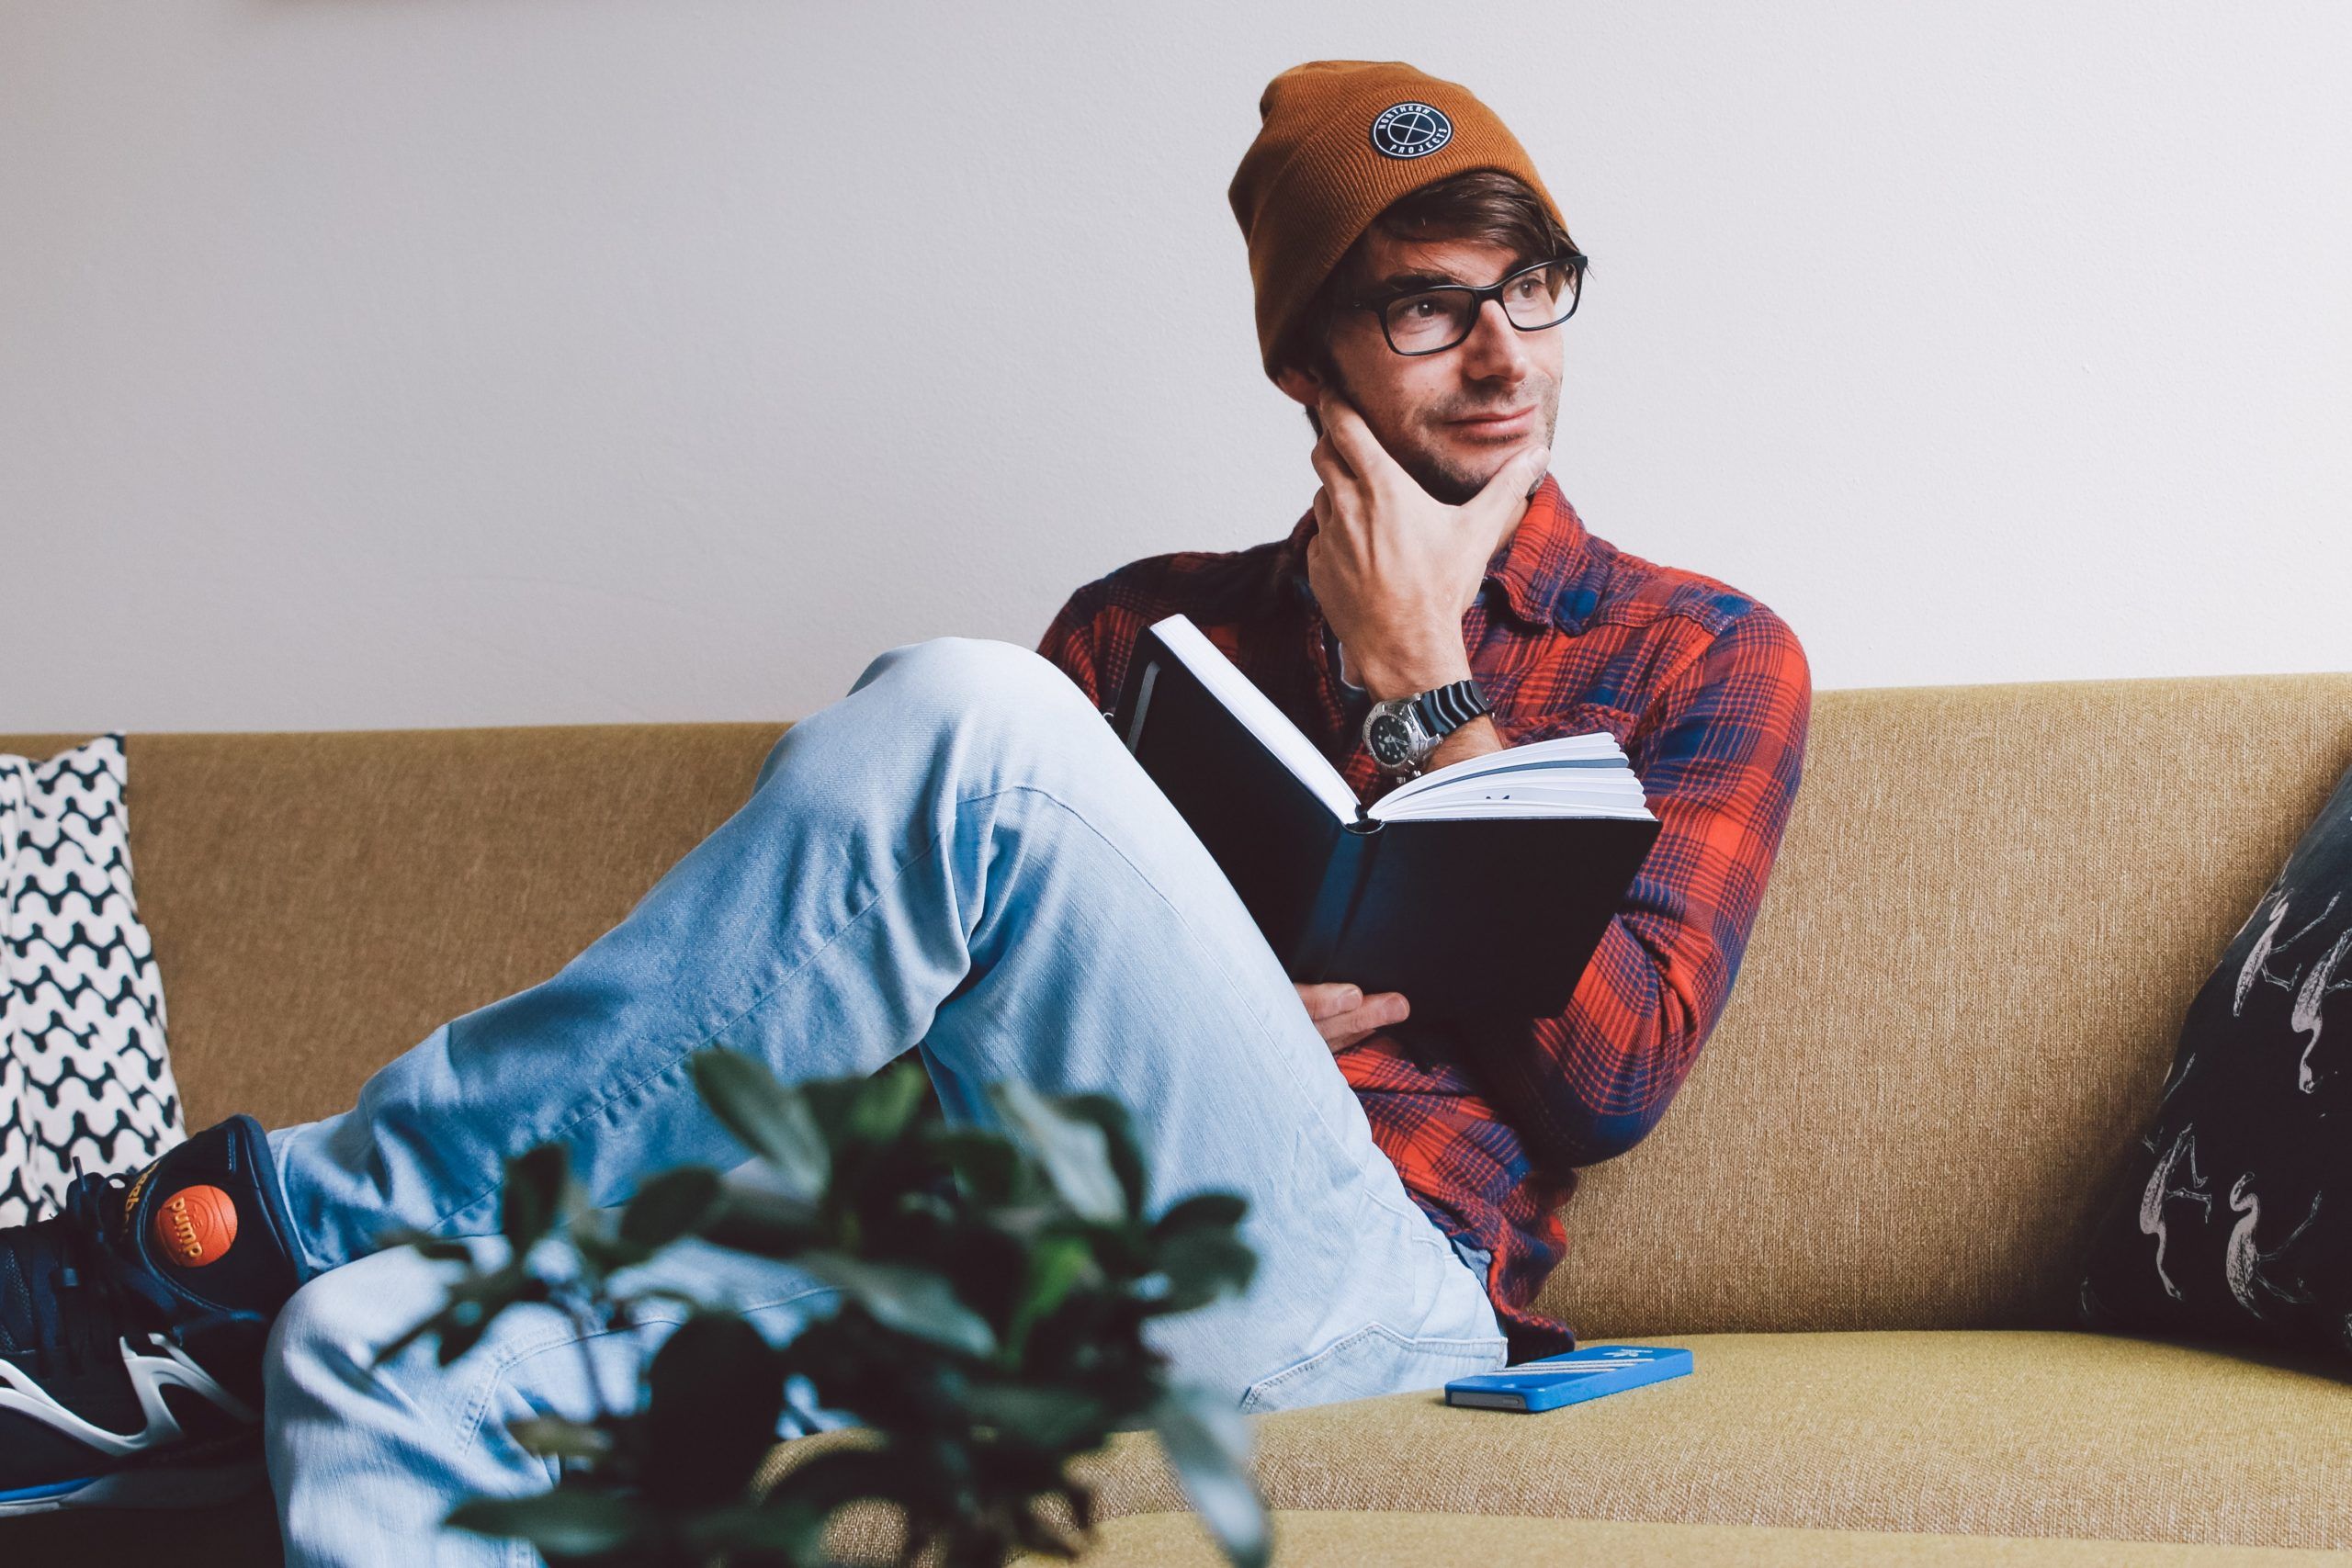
[
  {"left": 853, "top": 637, "right": 1102, "bottom": 745},
  {"left": 263, "top": 1241, "right": 484, "bottom": 1396}
]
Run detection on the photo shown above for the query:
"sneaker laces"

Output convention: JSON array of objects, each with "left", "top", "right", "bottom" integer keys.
[
  {"left": 6, "top": 1171, "right": 129, "bottom": 1379},
  {"left": 6, "top": 1164, "right": 269, "bottom": 1379}
]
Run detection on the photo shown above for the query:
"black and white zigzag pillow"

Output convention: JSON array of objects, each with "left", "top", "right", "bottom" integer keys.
[{"left": 0, "top": 734, "right": 186, "bottom": 1224}]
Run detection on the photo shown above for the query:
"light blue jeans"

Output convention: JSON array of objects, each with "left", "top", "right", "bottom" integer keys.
[{"left": 256, "top": 636, "right": 1505, "bottom": 1568}]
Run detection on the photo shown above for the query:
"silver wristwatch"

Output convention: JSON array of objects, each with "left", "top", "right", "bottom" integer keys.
[{"left": 1362, "top": 677, "right": 1493, "bottom": 779}]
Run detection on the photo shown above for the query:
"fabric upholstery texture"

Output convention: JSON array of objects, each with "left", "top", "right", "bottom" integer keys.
[
  {"left": 1030, "top": 1331, "right": 2352, "bottom": 1549},
  {"left": 0, "top": 724, "right": 789, "bottom": 1135},
  {"left": 1530, "top": 671, "right": 2352, "bottom": 1340},
  {"left": 7, "top": 665, "right": 2352, "bottom": 1564},
  {"left": 1013, "top": 1513, "right": 2352, "bottom": 1567}
]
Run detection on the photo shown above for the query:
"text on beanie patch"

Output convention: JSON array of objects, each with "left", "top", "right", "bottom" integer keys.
[{"left": 1370, "top": 101, "right": 1453, "bottom": 159}]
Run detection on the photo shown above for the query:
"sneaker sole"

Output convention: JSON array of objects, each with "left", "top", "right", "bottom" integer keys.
[{"left": 0, "top": 1450, "right": 269, "bottom": 1515}]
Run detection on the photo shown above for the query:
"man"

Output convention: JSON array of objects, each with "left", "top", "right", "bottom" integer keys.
[{"left": 0, "top": 60, "right": 1809, "bottom": 1564}]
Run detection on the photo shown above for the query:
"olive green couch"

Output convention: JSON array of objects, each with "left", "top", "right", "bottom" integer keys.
[{"left": 9, "top": 668, "right": 2352, "bottom": 1565}]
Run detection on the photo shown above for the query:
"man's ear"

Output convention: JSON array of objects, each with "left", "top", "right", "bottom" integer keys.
[
  {"left": 1272, "top": 364, "right": 1323, "bottom": 410},
  {"left": 1272, "top": 364, "right": 1328, "bottom": 439}
]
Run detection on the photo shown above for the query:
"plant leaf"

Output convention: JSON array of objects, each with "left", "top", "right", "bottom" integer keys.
[
  {"left": 678, "top": 1497, "right": 827, "bottom": 1556},
  {"left": 1053, "top": 1093, "right": 1149, "bottom": 1220},
  {"left": 1151, "top": 1191, "right": 1249, "bottom": 1239},
  {"left": 989, "top": 1080, "right": 1125, "bottom": 1224},
  {"left": 619, "top": 1165, "right": 724, "bottom": 1249},
  {"left": 443, "top": 1268, "right": 553, "bottom": 1368},
  {"left": 759, "top": 1445, "right": 914, "bottom": 1518},
  {"left": 1153, "top": 1228, "right": 1258, "bottom": 1314},
  {"left": 702, "top": 1176, "right": 824, "bottom": 1259},
  {"left": 691, "top": 1048, "right": 831, "bottom": 1200},
  {"left": 643, "top": 1313, "right": 786, "bottom": 1507},
  {"left": 369, "top": 1257, "right": 536, "bottom": 1370},
  {"left": 500, "top": 1144, "right": 570, "bottom": 1253},
  {"left": 925, "top": 1127, "right": 1022, "bottom": 1204},
  {"left": 795, "top": 1252, "right": 997, "bottom": 1358},
  {"left": 844, "top": 1059, "right": 931, "bottom": 1145},
  {"left": 571, "top": 1222, "right": 658, "bottom": 1281},
  {"left": 507, "top": 1416, "right": 614, "bottom": 1464},
  {"left": 961, "top": 1382, "right": 1111, "bottom": 1449},
  {"left": 371, "top": 1224, "right": 481, "bottom": 1266},
  {"left": 446, "top": 1487, "right": 649, "bottom": 1557},
  {"left": 1150, "top": 1387, "right": 1270, "bottom": 1568},
  {"left": 1008, "top": 1233, "right": 1099, "bottom": 1356}
]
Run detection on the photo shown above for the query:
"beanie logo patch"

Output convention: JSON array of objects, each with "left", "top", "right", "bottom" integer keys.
[{"left": 1370, "top": 102, "right": 1453, "bottom": 160}]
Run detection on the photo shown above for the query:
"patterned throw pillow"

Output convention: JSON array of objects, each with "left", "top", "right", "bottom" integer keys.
[
  {"left": 2079, "top": 757, "right": 2352, "bottom": 1358},
  {"left": 0, "top": 734, "right": 185, "bottom": 1224}
]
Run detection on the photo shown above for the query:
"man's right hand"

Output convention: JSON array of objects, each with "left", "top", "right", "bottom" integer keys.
[{"left": 1295, "top": 981, "right": 1409, "bottom": 1053}]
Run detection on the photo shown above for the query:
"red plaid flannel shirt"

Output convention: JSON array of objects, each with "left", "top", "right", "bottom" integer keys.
[{"left": 1035, "top": 474, "right": 1811, "bottom": 1359}]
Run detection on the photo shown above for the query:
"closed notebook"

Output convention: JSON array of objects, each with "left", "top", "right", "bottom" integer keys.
[{"left": 1104, "top": 613, "right": 1662, "bottom": 1021}]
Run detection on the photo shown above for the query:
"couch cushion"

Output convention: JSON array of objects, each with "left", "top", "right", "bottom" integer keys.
[
  {"left": 14, "top": 1330, "right": 2343, "bottom": 1567},
  {"left": 1053, "top": 1331, "right": 2352, "bottom": 1550},
  {"left": 1032, "top": 1512, "right": 2351, "bottom": 1567}
]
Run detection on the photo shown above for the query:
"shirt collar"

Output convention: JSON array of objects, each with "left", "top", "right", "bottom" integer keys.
[{"left": 1281, "top": 470, "right": 1589, "bottom": 631}]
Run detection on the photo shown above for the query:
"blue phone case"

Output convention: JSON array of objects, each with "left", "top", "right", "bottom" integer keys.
[{"left": 1443, "top": 1345, "right": 1692, "bottom": 1412}]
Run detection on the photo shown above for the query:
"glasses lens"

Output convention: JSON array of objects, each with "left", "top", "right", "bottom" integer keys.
[
  {"left": 1380, "top": 260, "right": 1582, "bottom": 353},
  {"left": 1382, "top": 289, "right": 1477, "bottom": 353},
  {"left": 1501, "top": 260, "right": 1579, "bottom": 331}
]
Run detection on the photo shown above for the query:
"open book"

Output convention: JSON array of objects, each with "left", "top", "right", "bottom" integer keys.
[{"left": 1105, "top": 614, "right": 1663, "bottom": 1020}]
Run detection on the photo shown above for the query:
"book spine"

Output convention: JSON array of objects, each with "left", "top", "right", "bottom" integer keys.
[{"left": 1290, "top": 818, "right": 1382, "bottom": 980}]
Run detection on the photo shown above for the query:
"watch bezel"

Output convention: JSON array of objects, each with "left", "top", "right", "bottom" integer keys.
[
  {"left": 1363, "top": 679, "right": 1493, "bottom": 779},
  {"left": 1363, "top": 696, "right": 1434, "bottom": 777}
]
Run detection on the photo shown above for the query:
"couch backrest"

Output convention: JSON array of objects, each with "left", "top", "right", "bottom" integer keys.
[
  {"left": 3, "top": 722, "right": 788, "bottom": 1144},
  {"left": 11, "top": 670, "right": 2351, "bottom": 1335},
  {"left": 1535, "top": 671, "right": 2352, "bottom": 1336}
]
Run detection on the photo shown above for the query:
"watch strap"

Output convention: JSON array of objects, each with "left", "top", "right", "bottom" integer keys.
[{"left": 1410, "top": 678, "right": 1493, "bottom": 740}]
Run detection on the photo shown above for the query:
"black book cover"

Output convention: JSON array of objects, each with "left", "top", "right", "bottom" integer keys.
[{"left": 1104, "top": 619, "right": 1662, "bottom": 1021}]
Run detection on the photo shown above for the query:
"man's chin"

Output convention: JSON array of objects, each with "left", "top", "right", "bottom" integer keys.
[
  {"left": 1406, "top": 466, "right": 1480, "bottom": 506},
  {"left": 1412, "top": 446, "right": 1532, "bottom": 506}
]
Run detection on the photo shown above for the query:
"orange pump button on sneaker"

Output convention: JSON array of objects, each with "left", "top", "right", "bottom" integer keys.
[{"left": 153, "top": 1184, "right": 238, "bottom": 1268}]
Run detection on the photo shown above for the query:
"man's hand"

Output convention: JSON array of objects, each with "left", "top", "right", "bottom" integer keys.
[
  {"left": 1306, "top": 389, "right": 1551, "bottom": 702},
  {"left": 1295, "top": 981, "right": 1409, "bottom": 1053}
]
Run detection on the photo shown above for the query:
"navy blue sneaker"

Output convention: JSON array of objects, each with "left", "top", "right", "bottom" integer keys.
[{"left": 0, "top": 1113, "right": 305, "bottom": 1514}]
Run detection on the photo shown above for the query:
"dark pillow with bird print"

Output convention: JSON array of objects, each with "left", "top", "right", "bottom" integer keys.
[{"left": 2079, "top": 756, "right": 2352, "bottom": 1359}]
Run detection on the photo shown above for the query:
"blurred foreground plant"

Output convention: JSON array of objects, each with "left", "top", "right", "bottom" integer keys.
[{"left": 373, "top": 1051, "right": 1268, "bottom": 1568}]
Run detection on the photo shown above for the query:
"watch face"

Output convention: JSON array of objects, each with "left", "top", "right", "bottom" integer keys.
[{"left": 1368, "top": 712, "right": 1415, "bottom": 767}]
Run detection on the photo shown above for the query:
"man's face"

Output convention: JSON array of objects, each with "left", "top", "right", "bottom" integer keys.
[{"left": 1272, "top": 232, "right": 1563, "bottom": 507}]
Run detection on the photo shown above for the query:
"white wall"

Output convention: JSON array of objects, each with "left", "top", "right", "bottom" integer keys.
[{"left": 4, "top": 2, "right": 2346, "bottom": 733}]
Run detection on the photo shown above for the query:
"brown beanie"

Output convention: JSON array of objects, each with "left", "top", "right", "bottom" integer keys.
[{"left": 1228, "top": 61, "right": 1569, "bottom": 382}]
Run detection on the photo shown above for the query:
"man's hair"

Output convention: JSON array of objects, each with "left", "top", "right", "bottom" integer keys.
[{"left": 1271, "top": 168, "right": 1583, "bottom": 386}]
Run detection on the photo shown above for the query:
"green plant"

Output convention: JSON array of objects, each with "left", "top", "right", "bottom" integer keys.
[{"left": 372, "top": 1051, "right": 1270, "bottom": 1568}]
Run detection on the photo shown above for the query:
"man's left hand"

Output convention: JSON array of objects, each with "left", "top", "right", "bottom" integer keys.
[
  {"left": 1306, "top": 389, "right": 1550, "bottom": 700},
  {"left": 1296, "top": 981, "right": 1409, "bottom": 1053}
]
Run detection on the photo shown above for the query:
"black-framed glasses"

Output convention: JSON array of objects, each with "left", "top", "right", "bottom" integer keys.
[{"left": 1344, "top": 251, "right": 1588, "bottom": 356}]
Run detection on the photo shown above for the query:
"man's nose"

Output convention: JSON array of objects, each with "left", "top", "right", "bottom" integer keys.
[{"left": 1457, "top": 297, "right": 1532, "bottom": 379}]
